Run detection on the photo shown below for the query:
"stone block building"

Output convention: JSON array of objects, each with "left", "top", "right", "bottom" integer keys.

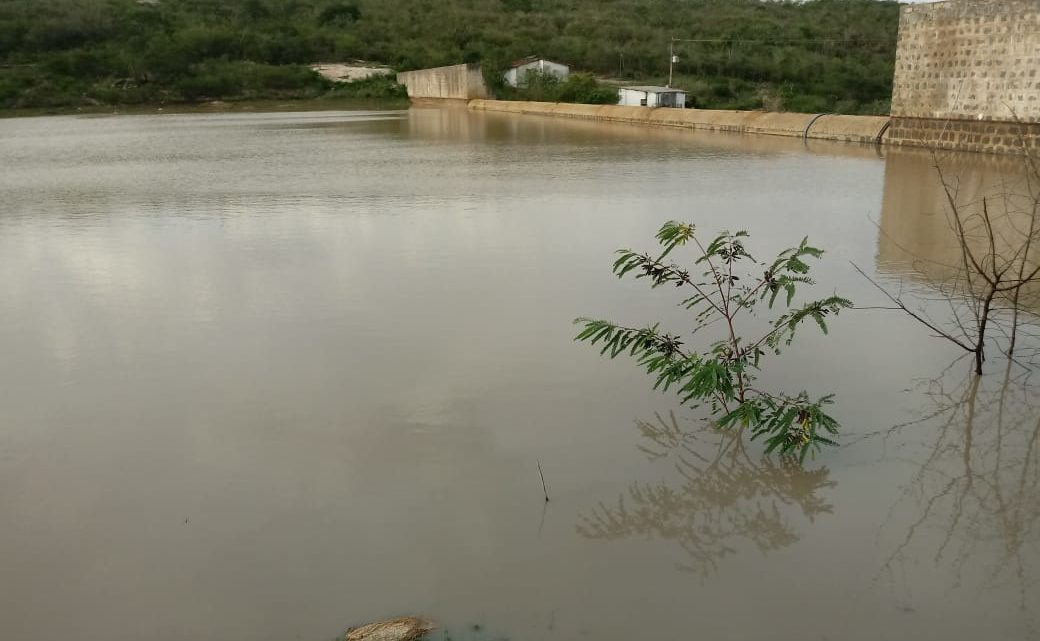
[{"left": 888, "top": 0, "right": 1040, "bottom": 154}]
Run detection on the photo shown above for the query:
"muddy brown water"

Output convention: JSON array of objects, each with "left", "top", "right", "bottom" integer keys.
[{"left": 1, "top": 107, "right": 1037, "bottom": 641}]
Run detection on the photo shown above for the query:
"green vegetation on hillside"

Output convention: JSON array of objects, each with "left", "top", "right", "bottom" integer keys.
[
  {"left": 495, "top": 70, "right": 618, "bottom": 105},
  {"left": 0, "top": 0, "right": 899, "bottom": 112}
]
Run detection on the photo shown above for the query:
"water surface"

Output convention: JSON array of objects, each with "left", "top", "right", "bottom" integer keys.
[{"left": 1, "top": 107, "right": 1037, "bottom": 641}]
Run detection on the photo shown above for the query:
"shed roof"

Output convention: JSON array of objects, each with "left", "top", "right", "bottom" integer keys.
[
  {"left": 619, "top": 85, "right": 686, "bottom": 94},
  {"left": 509, "top": 56, "right": 569, "bottom": 69}
]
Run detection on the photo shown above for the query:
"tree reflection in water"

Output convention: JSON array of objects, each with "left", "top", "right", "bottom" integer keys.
[
  {"left": 576, "top": 413, "right": 836, "bottom": 576},
  {"left": 875, "top": 360, "right": 1040, "bottom": 632}
]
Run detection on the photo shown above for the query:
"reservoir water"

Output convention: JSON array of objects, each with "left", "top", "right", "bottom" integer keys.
[{"left": 1, "top": 107, "right": 1037, "bottom": 641}]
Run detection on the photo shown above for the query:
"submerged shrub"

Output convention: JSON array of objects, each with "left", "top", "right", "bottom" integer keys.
[{"left": 575, "top": 221, "right": 852, "bottom": 461}]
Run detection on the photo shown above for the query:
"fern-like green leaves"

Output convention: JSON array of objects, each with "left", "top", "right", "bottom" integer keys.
[{"left": 576, "top": 221, "right": 851, "bottom": 461}]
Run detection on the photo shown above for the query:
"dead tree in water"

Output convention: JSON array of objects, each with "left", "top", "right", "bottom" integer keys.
[
  {"left": 871, "top": 361, "right": 1040, "bottom": 626},
  {"left": 855, "top": 149, "right": 1040, "bottom": 375}
]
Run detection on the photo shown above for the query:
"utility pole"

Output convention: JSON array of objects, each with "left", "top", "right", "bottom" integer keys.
[{"left": 668, "top": 38, "right": 675, "bottom": 87}]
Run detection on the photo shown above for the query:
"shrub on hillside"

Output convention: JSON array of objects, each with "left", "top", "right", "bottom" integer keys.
[
  {"left": 503, "top": 70, "right": 617, "bottom": 105},
  {"left": 325, "top": 74, "right": 407, "bottom": 100}
]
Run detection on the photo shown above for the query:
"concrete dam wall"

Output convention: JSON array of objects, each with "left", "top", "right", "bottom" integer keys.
[
  {"left": 467, "top": 100, "right": 891, "bottom": 145},
  {"left": 888, "top": 0, "right": 1040, "bottom": 154},
  {"left": 396, "top": 64, "right": 489, "bottom": 101},
  {"left": 408, "top": 0, "right": 1040, "bottom": 156}
]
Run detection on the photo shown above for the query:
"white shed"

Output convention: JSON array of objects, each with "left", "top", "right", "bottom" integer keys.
[
  {"left": 504, "top": 57, "right": 570, "bottom": 88},
  {"left": 617, "top": 86, "right": 687, "bottom": 108}
]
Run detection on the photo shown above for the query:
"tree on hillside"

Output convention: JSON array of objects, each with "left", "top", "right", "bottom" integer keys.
[{"left": 0, "top": 0, "right": 899, "bottom": 111}]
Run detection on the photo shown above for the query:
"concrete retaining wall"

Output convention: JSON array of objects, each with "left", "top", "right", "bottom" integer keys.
[
  {"left": 807, "top": 114, "right": 891, "bottom": 145},
  {"left": 397, "top": 64, "right": 489, "bottom": 101},
  {"left": 467, "top": 100, "right": 891, "bottom": 145}
]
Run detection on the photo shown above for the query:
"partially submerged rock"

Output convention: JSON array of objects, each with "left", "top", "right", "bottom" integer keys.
[{"left": 345, "top": 616, "right": 435, "bottom": 641}]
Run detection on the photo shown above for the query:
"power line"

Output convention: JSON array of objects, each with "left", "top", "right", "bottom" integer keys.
[
  {"left": 666, "top": 36, "right": 894, "bottom": 86},
  {"left": 670, "top": 37, "right": 895, "bottom": 45}
]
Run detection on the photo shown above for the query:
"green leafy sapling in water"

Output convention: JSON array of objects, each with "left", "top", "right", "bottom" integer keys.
[{"left": 575, "top": 221, "right": 852, "bottom": 462}]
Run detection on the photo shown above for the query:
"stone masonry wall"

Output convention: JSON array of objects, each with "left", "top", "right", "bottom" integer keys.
[
  {"left": 891, "top": 0, "right": 1040, "bottom": 123},
  {"left": 887, "top": 116, "right": 1040, "bottom": 154}
]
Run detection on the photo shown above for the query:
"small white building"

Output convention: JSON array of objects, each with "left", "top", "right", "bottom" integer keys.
[
  {"left": 504, "top": 57, "right": 570, "bottom": 88},
  {"left": 617, "top": 86, "right": 687, "bottom": 108}
]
